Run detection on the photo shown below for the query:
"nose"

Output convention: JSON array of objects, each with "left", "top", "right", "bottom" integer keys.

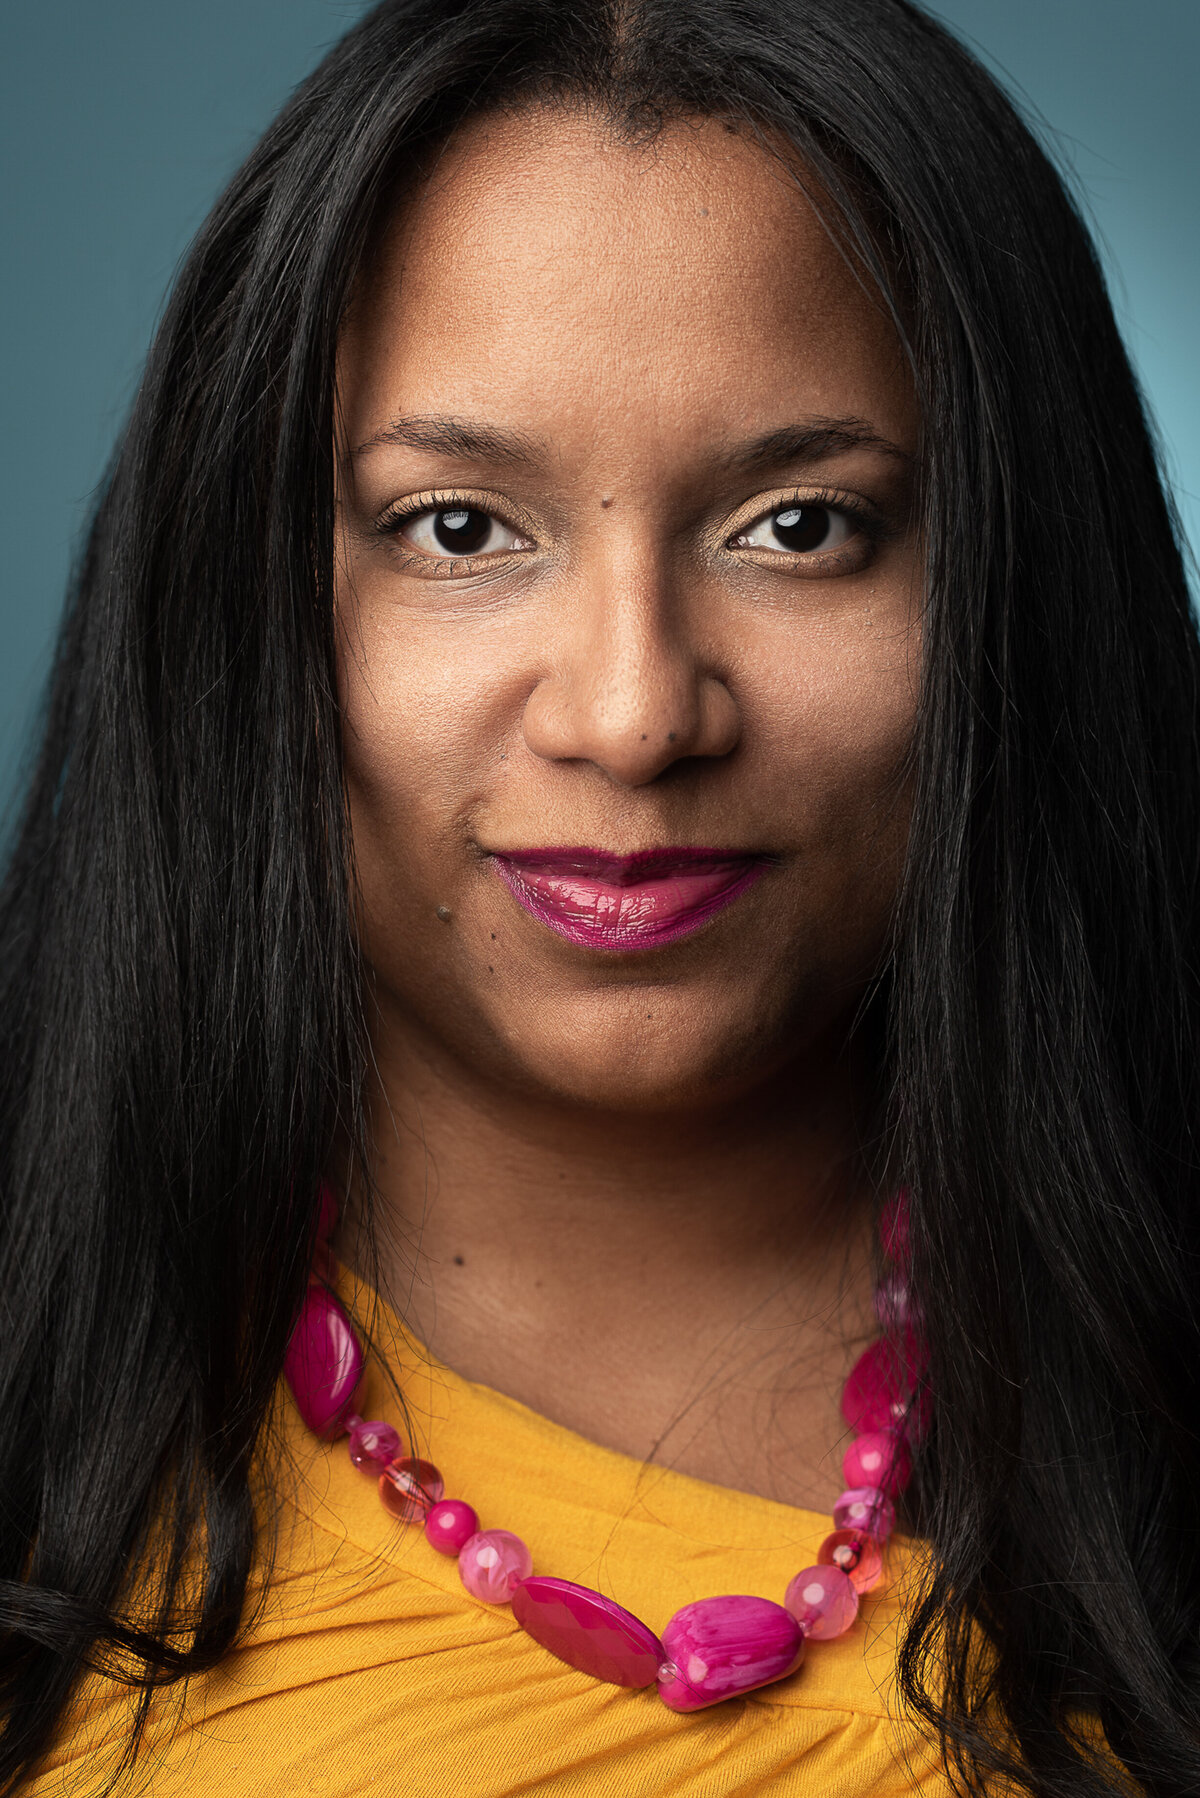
[{"left": 521, "top": 552, "right": 740, "bottom": 786}]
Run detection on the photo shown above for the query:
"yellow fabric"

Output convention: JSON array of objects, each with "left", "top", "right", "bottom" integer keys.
[{"left": 33, "top": 1266, "right": 953, "bottom": 1796}]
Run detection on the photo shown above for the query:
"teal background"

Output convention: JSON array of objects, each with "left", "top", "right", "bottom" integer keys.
[{"left": 2, "top": 2, "right": 1197, "bottom": 790}]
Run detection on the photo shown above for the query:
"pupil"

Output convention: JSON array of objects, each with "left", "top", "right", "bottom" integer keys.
[
  {"left": 434, "top": 508, "right": 490, "bottom": 553},
  {"left": 772, "top": 505, "right": 830, "bottom": 552}
]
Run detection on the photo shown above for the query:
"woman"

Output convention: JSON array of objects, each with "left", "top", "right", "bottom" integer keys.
[{"left": 2, "top": 0, "right": 1197, "bottom": 1792}]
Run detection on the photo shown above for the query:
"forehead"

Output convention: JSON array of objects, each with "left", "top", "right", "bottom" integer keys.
[{"left": 339, "top": 106, "right": 914, "bottom": 458}]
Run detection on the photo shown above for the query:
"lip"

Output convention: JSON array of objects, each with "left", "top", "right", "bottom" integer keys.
[{"left": 491, "top": 846, "right": 771, "bottom": 952}]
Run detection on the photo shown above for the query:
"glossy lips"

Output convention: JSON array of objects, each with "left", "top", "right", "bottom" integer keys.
[{"left": 492, "top": 847, "right": 769, "bottom": 951}]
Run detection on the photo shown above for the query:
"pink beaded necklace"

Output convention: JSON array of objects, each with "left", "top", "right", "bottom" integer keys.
[{"left": 284, "top": 1189, "right": 926, "bottom": 1713}]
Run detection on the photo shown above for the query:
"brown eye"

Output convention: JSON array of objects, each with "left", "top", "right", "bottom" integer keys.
[
  {"left": 733, "top": 504, "right": 854, "bottom": 555},
  {"left": 398, "top": 506, "right": 528, "bottom": 558}
]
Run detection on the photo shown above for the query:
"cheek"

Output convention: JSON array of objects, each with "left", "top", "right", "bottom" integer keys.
[
  {"left": 757, "top": 605, "right": 919, "bottom": 833},
  {"left": 337, "top": 612, "right": 510, "bottom": 883},
  {"left": 747, "top": 607, "right": 920, "bottom": 987}
]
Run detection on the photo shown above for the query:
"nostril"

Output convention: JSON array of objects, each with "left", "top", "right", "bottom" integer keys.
[{"left": 521, "top": 657, "right": 739, "bottom": 786}]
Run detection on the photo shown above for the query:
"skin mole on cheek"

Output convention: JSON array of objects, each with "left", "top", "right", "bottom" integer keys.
[
  {"left": 453, "top": 1255, "right": 464, "bottom": 1267},
  {"left": 600, "top": 496, "right": 613, "bottom": 508},
  {"left": 436, "top": 905, "right": 452, "bottom": 922}
]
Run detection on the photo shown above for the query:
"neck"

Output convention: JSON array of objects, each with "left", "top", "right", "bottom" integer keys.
[{"left": 340, "top": 1007, "right": 880, "bottom": 1512}]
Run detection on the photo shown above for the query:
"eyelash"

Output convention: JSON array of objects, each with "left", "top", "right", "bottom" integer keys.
[
  {"left": 375, "top": 490, "right": 529, "bottom": 572},
  {"left": 373, "top": 487, "right": 882, "bottom": 571},
  {"left": 732, "top": 488, "right": 882, "bottom": 555}
]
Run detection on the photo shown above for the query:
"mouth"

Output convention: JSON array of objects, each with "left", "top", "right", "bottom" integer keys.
[{"left": 490, "top": 846, "right": 772, "bottom": 952}]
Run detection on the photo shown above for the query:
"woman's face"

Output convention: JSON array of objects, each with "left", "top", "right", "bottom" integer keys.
[{"left": 335, "top": 108, "right": 920, "bottom": 1112}]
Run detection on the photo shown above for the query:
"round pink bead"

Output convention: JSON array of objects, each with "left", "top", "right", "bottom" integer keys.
[
  {"left": 784, "top": 1564, "right": 859, "bottom": 1640},
  {"left": 842, "top": 1430, "right": 912, "bottom": 1495},
  {"left": 817, "top": 1530, "right": 884, "bottom": 1594},
  {"left": 347, "top": 1418, "right": 401, "bottom": 1472},
  {"left": 458, "top": 1529, "right": 532, "bottom": 1604},
  {"left": 379, "top": 1457, "right": 444, "bottom": 1522},
  {"left": 424, "top": 1499, "right": 480, "bottom": 1556},
  {"left": 833, "top": 1486, "right": 896, "bottom": 1539}
]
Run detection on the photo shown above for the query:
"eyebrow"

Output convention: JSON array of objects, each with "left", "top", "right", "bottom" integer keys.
[
  {"left": 718, "top": 419, "right": 913, "bottom": 474},
  {"left": 352, "top": 415, "right": 548, "bottom": 467},
  {"left": 351, "top": 412, "right": 911, "bottom": 471}
]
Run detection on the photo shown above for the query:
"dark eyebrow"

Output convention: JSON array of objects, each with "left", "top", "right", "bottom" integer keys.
[
  {"left": 352, "top": 414, "right": 548, "bottom": 467},
  {"left": 718, "top": 418, "right": 913, "bottom": 474},
  {"left": 351, "top": 411, "right": 911, "bottom": 474}
]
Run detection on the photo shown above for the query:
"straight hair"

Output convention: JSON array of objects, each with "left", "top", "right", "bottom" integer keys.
[{"left": 2, "top": 2, "right": 1198, "bottom": 1792}]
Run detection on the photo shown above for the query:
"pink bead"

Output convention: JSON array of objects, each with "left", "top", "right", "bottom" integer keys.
[
  {"left": 841, "top": 1338, "right": 929, "bottom": 1436},
  {"left": 833, "top": 1486, "right": 896, "bottom": 1539},
  {"left": 817, "top": 1530, "right": 884, "bottom": 1594},
  {"left": 880, "top": 1188, "right": 910, "bottom": 1267},
  {"left": 784, "top": 1564, "right": 859, "bottom": 1640},
  {"left": 424, "top": 1499, "right": 480, "bottom": 1555},
  {"left": 842, "top": 1430, "right": 912, "bottom": 1495},
  {"left": 874, "top": 1272, "right": 913, "bottom": 1334},
  {"left": 458, "top": 1529, "right": 532, "bottom": 1604},
  {"left": 512, "top": 1577, "right": 663, "bottom": 1687},
  {"left": 656, "top": 1595, "right": 805, "bottom": 1713},
  {"left": 347, "top": 1418, "right": 401, "bottom": 1472},
  {"left": 283, "top": 1285, "right": 363, "bottom": 1437},
  {"left": 379, "top": 1457, "right": 444, "bottom": 1522}
]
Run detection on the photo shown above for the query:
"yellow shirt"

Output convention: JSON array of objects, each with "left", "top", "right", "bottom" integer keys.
[{"left": 33, "top": 1268, "right": 951, "bottom": 1796}]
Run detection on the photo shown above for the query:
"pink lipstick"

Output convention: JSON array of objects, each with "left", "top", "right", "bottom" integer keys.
[{"left": 491, "top": 847, "right": 770, "bottom": 952}]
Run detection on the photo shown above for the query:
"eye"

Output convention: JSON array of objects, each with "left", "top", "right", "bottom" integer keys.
[
  {"left": 396, "top": 505, "right": 528, "bottom": 559},
  {"left": 730, "top": 504, "right": 855, "bottom": 556}
]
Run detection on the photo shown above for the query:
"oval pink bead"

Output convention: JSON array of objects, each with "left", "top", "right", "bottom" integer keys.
[
  {"left": 842, "top": 1430, "right": 912, "bottom": 1495},
  {"left": 656, "top": 1595, "right": 805, "bottom": 1713},
  {"left": 817, "top": 1530, "right": 884, "bottom": 1594},
  {"left": 459, "top": 1529, "right": 532, "bottom": 1604},
  {"left": 283, "top": 1285, "right": 363, "bottom": 1437},
  {"left": 841, "top": 1338, "right": 928, "bottom": 1435},
  {"left": 424, "top": 1499, "right": 480, "bottom": 1556},
  {"left": 379, "top": 1457, "right": 444, "bottom": 1522},
  {"left": 347, "top": 1418, "right": 401, "bottom": 1472},
  {"left": 512, "top": 1577, "right": 663, "bottom": 1687},
  {"left": 784, "top": 1564, "right": 859, "bottom": 1640},
  {"left": 833, "top": 1486, "right": 896, "bottom": 1539}
]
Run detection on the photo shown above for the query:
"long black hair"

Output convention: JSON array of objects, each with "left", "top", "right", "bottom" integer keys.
[{"left": 2, "top": 1, "right": 1198, "bottom": 1792}]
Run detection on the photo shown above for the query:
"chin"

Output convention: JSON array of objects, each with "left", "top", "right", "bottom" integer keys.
[{"left": 487, "top": 1002, "right": 802, "bottom": 1116}]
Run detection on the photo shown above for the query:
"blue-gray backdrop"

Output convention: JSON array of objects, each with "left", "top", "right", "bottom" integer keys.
[{"left": 2, "top": 1, "right": 1197, "bottom": 792}]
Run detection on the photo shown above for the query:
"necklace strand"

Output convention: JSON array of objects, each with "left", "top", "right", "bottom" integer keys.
[{"left": 284, "top": 1188, "right": 924, "bottom": 1712}]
